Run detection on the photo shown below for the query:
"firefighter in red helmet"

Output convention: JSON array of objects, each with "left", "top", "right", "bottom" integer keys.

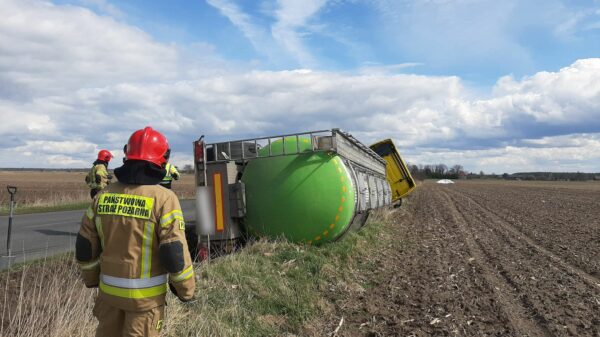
[
  {"left": 86, "top": 149, "right": 114, "bottom": 198},
  {"left": 76, "top": 127, "right": 196, "bottom": 337}
]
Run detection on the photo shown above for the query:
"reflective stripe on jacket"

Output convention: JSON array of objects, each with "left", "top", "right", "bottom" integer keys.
[
  {"left": 161, "top": 163, "right": 179, "bottom": 183},
  {"left": 76, "top": 183, "right": 195, "bottom": 311}
]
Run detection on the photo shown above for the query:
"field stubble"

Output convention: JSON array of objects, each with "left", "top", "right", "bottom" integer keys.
[{"left": 0, "top": 171, "right": 195, "bottom": 212}]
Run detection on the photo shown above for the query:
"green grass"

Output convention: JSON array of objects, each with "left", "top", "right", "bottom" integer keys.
[
  {"left": 0, "top": 201, "right": 90, "bottom": 216},
  {"left": 165, "top": 209, "right": 396, "bottom": 337}
]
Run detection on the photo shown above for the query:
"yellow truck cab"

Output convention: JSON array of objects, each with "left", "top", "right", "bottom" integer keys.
[{"left": 370, "top": 139, "right": 416, "bottom": 203}]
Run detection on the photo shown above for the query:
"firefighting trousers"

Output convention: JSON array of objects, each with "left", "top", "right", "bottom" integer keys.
[{"left": 93, "top": 297, "right": 165, "bottom": 337}]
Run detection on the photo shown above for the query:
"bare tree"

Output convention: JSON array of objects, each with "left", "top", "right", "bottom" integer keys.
[
  {"left": 450, "top": 164, "right": 464, "bottom": 174},
  {"left": 434, "top": 164, "right": 448, "bottom": 175}
]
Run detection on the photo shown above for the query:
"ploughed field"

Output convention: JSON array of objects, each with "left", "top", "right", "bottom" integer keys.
[{"left": 327, "top": 180, "right": 600, "bottom": 337}]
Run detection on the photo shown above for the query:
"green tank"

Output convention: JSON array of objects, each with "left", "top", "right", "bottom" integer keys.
[{"left": 241, "top": 137, "right": 356, "bottom": 244}]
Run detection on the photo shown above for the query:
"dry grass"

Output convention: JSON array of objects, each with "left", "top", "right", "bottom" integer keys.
[
  {"left": 0, "top": 171, "right": 196, "bottom": 212},
  {"left": 0, "top": 208, "right": 397, "bottom": 337},
  {"left": 0, "top": 255, "right": 97, "bottom": 337}
]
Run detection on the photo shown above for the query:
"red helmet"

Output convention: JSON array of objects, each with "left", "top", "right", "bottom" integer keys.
[
  {"left": 125, "top": 126, "right": 169, "bottom": 167},
  {"left": 97, "top": 149, "right": 113, "bottom": 162}
]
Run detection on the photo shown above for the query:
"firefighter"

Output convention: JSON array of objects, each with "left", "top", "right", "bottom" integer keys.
[
  {"left": 86, "top": 150, "right": 113, "bottom": 199},
  {"left": 76, "top": 126, "right": 196, "bottom": 337},
  {"left": 159, "top": 155, "right": 180, "bottom": 189}
]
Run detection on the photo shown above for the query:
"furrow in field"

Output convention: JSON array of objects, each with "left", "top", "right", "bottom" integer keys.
[
  {"left": 438, "top": 189, "right": 552, "bottom": 337},
  {"left": 442, "top": 187, "right": 600, "bottom": 336},
  {"left": 452, "top": 188, "right": 600, "bottom": 289}
]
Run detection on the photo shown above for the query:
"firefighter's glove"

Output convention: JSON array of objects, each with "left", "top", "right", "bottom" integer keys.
[
  {"left": 169, "top": 283, "right": 196, "bottom": 303},
  {"left": 173, "top": 173, "right": 180, "bottom": 180},
  {"left": 107, "top": 174, "right": 113, "bottom": 180}
]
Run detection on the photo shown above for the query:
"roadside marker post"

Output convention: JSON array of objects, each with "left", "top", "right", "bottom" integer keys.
[{"left": 1, "top": 185, "right": 17, "bottom": 269}]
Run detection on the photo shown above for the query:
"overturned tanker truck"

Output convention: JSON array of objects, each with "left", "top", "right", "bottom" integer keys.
[{"left": 188, "top": 129, "right": 415, "bottom": 258}]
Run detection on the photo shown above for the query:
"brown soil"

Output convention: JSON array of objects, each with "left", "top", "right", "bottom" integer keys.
[{"left": 321, "top": 180, "right": 600, "bottom": 337}]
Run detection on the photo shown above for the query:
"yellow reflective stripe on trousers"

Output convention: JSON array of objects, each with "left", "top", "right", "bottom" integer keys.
[
  {"left": 95, "top": 217, "right": 104, "bottom": 248},
  {"left": 160, "top": 210, "right": 184, "bottom": 227},
  {"left": 140, "top": 221, "right": 155, "bottom": 279},
  {"left": 78, "top": 259, "right": 99, "bottom": 271},
  {"left": 170, "top": 265, "right": 194, "bottom": 282},
  {"left": 85, "top": 206, "right": 94, "bottom": 219},
  {"left": 99, "top": 281, "right": 167, "bottom": 299}
]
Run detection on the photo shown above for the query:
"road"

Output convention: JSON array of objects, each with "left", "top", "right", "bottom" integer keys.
[{"left": 0, "top": 200, "right": 195, "bottom": 268}]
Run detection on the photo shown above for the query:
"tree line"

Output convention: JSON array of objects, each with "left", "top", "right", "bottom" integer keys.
[
  {"left": 407, "top": 164, "right": 600, "bottom": 181},
  {"left": 408, "top": 164, "right": 465, "bottom": 180}
]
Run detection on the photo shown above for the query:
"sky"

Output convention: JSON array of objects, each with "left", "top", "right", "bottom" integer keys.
[{"left": 1, "top": 0, "right": 599, "bottom": 173}]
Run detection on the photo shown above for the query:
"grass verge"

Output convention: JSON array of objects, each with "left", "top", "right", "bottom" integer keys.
[
  {"left": 0, "top": 208, "right": 399, "bottom": 337},
  {"left": 0, "top": 253, "right": 97, "bottom": 337},
  {"left": 165, "top": 208, "right": 397, "bottom": 337}
]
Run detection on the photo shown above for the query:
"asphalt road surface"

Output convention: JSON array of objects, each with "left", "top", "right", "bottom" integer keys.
[{"left": 0, "top": 199, "right": 195, "bottom": 268}]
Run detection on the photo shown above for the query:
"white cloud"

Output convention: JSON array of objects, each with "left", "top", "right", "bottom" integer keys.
[
  {"left": 491, "top": 59, "right": 600, "bottom": 124},
  {"left": 369, "top": 0, "right": 534, "bottom": 69},
  {"left": 207, "top": 0, "right": 328, "bottom": 68},
  {"left": 555, "top": 5, "right": 600, "bottom": 36},
  {"left": 358, "top": 62, "right": 423, "bottom": 75},
  {"left": 1, "top": 0, "right": 600, "bottom": 174},
  {"left": 206, "top": 0, "right": 266, "bottom": 50},
  {"left": 270, "top": 0, "right": 327, "bottom": 67},
  {"left": 8, "top": 57, "right": 597, "bottom": 172},
  {"left": 409, "top": 133, "right": 600, "bottom": 173},
  {"left": 22, "top": 140, "right": 96, "bottom": 154},
  {"left": 206, "top": 0, "right": 287, "bottom": 66},
  {"left": 0, "top": 139, "right": 118, "bottom": 168},
  {"left": 0, "top": 0, "right": 178, "bottom": 98}
]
